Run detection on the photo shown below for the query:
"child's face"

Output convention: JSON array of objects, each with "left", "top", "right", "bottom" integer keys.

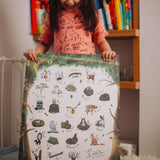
[{"left": 60, "top": 0, "right": 82, "bottom": 11}]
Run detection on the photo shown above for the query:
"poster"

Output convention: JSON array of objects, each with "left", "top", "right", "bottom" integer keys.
[{"left": 19, "top": 53, "right": 120, "bottom": 160}]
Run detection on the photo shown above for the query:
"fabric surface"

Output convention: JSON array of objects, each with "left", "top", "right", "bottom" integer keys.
[
  {"left": 0, "top": 145, "right": 18, "bottom": 160},
  {"left": 39, "top": 10, "right": 108, "bottom": 54}
]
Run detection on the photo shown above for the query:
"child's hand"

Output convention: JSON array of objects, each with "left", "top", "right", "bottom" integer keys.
[
  {"left": 102, "top": 51, "right": 116, "bottom": 62},
  {"left": 23, "top": 49, "right": 38, "bottom": 61}
]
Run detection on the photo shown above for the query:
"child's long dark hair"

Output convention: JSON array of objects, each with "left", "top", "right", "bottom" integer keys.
[{"left": 47, "top": 0, "right": 98, "bottom": 33}]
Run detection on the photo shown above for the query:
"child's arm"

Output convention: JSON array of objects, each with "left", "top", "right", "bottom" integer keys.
[
  {"left": 96, "top": 37, "right": 116, "bottom": 62},
  {"left": 23, "top": 42, "right": 50, "bottom": 61}
]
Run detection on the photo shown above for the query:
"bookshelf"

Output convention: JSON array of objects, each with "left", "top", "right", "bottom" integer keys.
[
  {"left": 107, "top": 29, "right": 140, "bottom": 37},
  {"left": 32, "top": 0, "right": 140, "bottom": 90},
  {"left": 108, "top": 0, "right": 140, "bottom": 90}
]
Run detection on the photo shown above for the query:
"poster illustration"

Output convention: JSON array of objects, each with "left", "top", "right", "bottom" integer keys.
[{"left": 19, "top": 53, "right": 120, "bottom": 160}]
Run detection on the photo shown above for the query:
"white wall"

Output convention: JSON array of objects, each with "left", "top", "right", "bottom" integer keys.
[
  {"left": 140, "top": 0, "right": 160, "bottom": 157},
  {"left": 0, "top": 0, "right": 37, "bottom": 57}
]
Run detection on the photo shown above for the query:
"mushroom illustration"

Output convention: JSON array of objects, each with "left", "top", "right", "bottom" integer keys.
[{"left": 85, "top": 105, "right": 97, "bottom": 115}]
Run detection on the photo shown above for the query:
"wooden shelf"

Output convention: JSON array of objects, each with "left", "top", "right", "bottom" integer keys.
[
  {"left": 107, "top": 29, "right": 140, "bottom": 38},
  {"left": 33, "top": 34, "right": 41, "bottom": 41},
  {"left": 120, "top": 81, "right": 140, "bottom": 89}
]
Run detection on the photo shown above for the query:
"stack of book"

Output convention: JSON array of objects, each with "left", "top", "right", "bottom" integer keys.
[
  {"left": 95, "top": 0, "right": 134, "bottom": 30},
  {"left": 31, "top": 0, "right": 48, "bottom": 34}
]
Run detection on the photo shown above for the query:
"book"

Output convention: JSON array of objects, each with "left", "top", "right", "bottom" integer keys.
[
  {"left": 31, "top": 0, "right": 37, "bottom": 34},
  {"left": 131, "top": 0, "right": 134, "bottom": 29},
  {"left": 122, "top": 0, "right": 127, "bottom": 29},
  {"left": 94, "top": 0, "right": 103, "bottom": 9},
  {"left": 36, "top": 8, "right": 46, "bottom": 34},
  {"left": 97, "top": 8, "right": 108, "bottom": 30},
  {"left": 125, "top": 0, "right": 131, "bottom": 29},
  {"left": 114, "top": 0, "right": 122, "bottom": 30},
  {"left": 103, "top": 0, "right": 113, "bottom": 30},
  {"left": 119, "top": 2, "right": 124, "bottom": 29},
  {"left": 31, "top": 0, "right": 47, "bottom": 34},
  {"left": 108, "top": 0, "right": 117, "bottom": 30}
]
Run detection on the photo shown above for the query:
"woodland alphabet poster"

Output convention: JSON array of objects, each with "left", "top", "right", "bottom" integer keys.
[{"left": 19, "top": 53, "right": 120, "bottom": 160}]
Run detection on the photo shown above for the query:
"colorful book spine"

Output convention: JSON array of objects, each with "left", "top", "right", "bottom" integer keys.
[
  {"left": 31, "top": 0, "right": 47, "bottom": 34},
  {"left": 122, "top": 0, "right": 127, "bottom": 29},
  {"left": 114, "top": 0, "right": 122, "bottom": 30},
  {"left": 109, "top": 0, "right": 117, "bottom": 30},
  {"left": 119, "top": 2, "right": 124, "bottom": 30},
  {"left": 103, "top": 0, "right": 113, "bottom": 30},
  {"left": 45, "top": 0, "right": 48, "bottom": 5},
  {"left": 125, "top": 0, "right": 131, "bottom": 29},
  {"left": 31, "top": 0, "right": 37, "bottom": 34},
  {"left": 94, "top": 0, "right": 102, "bottom": 9},
  {"left": 97, "top": 8, "right": 108, "bottom": 30},
  {"left": 36, "top": 8, "right": 46, "bottom": 34},
  {"left": 131, "top": 0, "right": 134, "bottom": 29}
]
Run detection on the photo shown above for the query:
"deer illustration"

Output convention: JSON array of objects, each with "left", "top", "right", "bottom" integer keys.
[
  {"left": 86, "top": 71, "right": 95, "bottom": 83},
  {"left": 67, "top": 102, "right": 80, "bottom": 115}
]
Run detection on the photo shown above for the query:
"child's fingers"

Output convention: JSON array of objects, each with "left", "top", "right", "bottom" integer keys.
[
  {"left": 32, "top": 51, "right": 38, "bottom": 60},
  {"left": 28, "top": 50, "right": 37, "bottom": 61},
  {"left": 102, "top": 51, "right": 116, "bottom": 62},
  {"left": 111, "top": 51, "right": 116, "bottom": 58},
  {"left": 29, "top": 53, "right": 34, "bottom": 60},
  {"left": 108, "top": 52, "right": 112, "bottom": 61},
  {"left": 24, "top": 49, "right": 37, "bottom": 61},
  {"left": 102, "top": 51, "right": 111, "bottom": 61}
]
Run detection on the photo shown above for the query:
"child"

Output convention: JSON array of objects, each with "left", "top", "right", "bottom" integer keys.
[{"left": 24, "top": 0, "right": 116, "bottom": 62}]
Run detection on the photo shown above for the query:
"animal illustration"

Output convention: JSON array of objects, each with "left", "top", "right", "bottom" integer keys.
[
  {"left": 35, "top": 100, "right": 44, "bottom": 112},
  {"left": 51, "top": 85, "right": 62, "bottom": 95},
  {"left": 34, "top": 133, "right": 42, "bottom": 145},
  {"left": 90, "top": 134, "right": 98, "bottom": 145},
  {"left": 86, "top": 71, "right": 95, "bottom": 82},
  {"left": 95, "top": 115, "right": 105, "bottom": 128},
  {"left": 48, "top": 121, "right": 58, "bottom": 133},
  {"left": 67, "top": 102, "right": 80, "bottom": 115},
  {"left": 77, "top": 118, "right": 90, "bottom": 130},
  {"left": 66, "top": 133, "right": 78, "bottom": 145},
  {"left": 32, "top": 149, "right": 41, "bottom": 160}
]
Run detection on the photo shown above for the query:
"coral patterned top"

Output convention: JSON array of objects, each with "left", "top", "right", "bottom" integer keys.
[{"left": 39, "top": 10, "right": 108, "bottom": 54}]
